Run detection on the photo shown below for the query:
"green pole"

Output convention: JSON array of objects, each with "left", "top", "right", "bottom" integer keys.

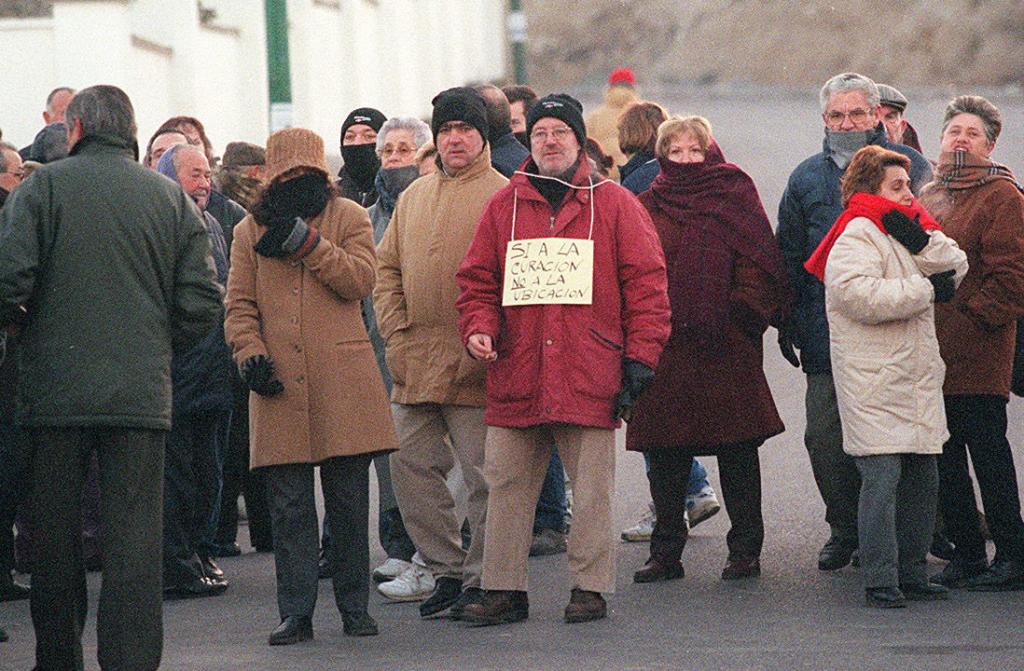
[
  {"left": 265, "top": 0, "right": 293, "bottom": 130},
  {"left": 508, "top": 0, "right": 527, "bottom": 85}
]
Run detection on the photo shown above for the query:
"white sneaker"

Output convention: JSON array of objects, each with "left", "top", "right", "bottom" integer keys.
[
  {"left": 621, "top": 501, "right": 657, "bottom": 542},
  {"left": 372, "top": 557, "right": 413, "bottom": 584},
  {"left": 377, "top": 555, "right": 435, "bottom": 602},
  {"left": 686, "top": 484, "right": 721, "bottom": 528}
]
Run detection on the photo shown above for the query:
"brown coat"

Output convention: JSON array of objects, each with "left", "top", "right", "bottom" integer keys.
[
  {"left": 935, "top": 179, "right": 1024, "bottom": 397},
  {"left": 225, "top": 197, "right": 398, "bottom": 468},
  {"left": 585, "top": 86, "right": 639, "bottom": 181},
  {"left": 374, "top": 148, "right": 508, "bottom": 407}
]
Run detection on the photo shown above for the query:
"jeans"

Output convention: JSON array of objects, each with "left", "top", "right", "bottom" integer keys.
[
  {"left": 643, "top": 452, "right": 709, "bottom": 496},
  {"left": 533, "top": 448, "right": 567, "bottom": 533}
]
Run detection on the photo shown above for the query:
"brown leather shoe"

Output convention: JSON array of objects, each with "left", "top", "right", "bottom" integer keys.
[
  {"left": 633, "top": 558, "right": 684, "bottom": 583},
  {"left": 461, "top": 590, "right": 528, "bottom": 626},
  {"left": 564, "top": 588, "right": 606, "bottom": 623},
  {"left": 721, "top": 556, "right": 761, "bottom": 580}
]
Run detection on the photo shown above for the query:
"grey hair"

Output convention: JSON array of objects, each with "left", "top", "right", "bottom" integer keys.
[
  {"left": 64, "top": 85, "right": 137, "bottom": 146},
  {"left": 0, "top": 141, "right": 18, "bottom": 173},
  {"left": 375, "top": 117, "right": 432, "bottom": 152},
  {"left": 819, "top": 72, "right": 880, "bottom": 113},
  {"left": 45, "top": 87, "right": 76, "bottom": 115},
  {"left": 942, "top": 95, "right": 1002, "bottom": 143},
  {"left": 170, "top": 144, "right": 207, "bottom": 174}
]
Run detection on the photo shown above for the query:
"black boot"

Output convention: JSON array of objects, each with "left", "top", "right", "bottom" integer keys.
[
  {"left": 420, "top": 576, "right": 462, "bottom": 617},
  {"left": 268, "top": 615, "right": 313, "bottom": 646}
]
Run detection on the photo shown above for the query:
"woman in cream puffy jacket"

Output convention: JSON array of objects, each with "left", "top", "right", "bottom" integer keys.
[{"left": 805, "top": 145, "right": 967, "bottom": 608}]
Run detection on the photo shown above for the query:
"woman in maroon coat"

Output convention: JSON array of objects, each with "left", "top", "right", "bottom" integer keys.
[{"left": 627, "top": 116, "right": 790, "bottom": 582}]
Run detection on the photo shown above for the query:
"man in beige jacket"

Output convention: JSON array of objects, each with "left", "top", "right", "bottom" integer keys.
[{"left": 374, "top": 87, "right": 508, "bottom": 619}]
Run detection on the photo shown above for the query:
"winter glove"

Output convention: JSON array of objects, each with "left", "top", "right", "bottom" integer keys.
[
  {"left": 928, "top": 269, "right": 956, "bottom": 303},
  {"left": 613, "top": 359, "right": 656, "bottom": 422},
  {"left": 776, "top": 317, "right": 801, "bottom": 368},
  {"left": 240, "top": 354, "right": 285, "bottom": 396},
  {"left": 254, "top": 217, "right": 321, "bottom": 259},
  {"left": 881, "top": 210, "right": 930, "bottom": 255}
]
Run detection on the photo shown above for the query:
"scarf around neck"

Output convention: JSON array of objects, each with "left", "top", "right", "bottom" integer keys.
[
  {"left": 374, "top": 165, "right": 420, "bottom": 216},
  {"left": 804, "top": 192, "right": 941, "bottom": 281}
]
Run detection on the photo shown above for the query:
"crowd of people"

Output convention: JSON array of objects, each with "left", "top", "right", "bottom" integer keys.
[{"left": 0, "top": 67, "right": 1023, "bottom": 669}]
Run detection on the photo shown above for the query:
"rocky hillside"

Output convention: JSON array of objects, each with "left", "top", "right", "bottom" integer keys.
[{"left": 524, "top": 0, "right": 1024, "bottom": 91}]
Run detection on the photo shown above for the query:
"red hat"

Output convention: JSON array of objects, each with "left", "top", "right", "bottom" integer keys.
[{"left": 608, "top": 67, "right": 636, "bottom": 87}]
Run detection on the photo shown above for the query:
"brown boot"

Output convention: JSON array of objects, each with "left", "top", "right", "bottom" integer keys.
[
  {"left": 564, "top": 588, "right": 606, "bottom": 623},
  {"left": 461, "top": 590, "right": 529, "bottom": 626},
  {"left": 633, "top": 558, "right": 684, "bottom": 583}
]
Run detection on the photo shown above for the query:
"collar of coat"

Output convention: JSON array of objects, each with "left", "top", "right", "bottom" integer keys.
[
  {"left": 436, "top": 144, "right": 495, "bottom": 183},
  {"left": 509, "top": 155, "right": 605, "bottom": 206},
  {"left": 69, "top": 133, "right": 137, "bottom": 160}
]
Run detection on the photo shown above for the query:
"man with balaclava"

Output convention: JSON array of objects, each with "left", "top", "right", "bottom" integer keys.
[
  {"left": 338, "top": 107, "right": 387, "bottom": 207},
  {"left": 776, "top": 72, "right": 931, "bottom": 573}
]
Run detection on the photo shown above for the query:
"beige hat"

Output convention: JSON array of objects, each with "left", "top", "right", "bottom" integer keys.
[{"left": 265, "top": 128, "right": 331, "bottom": 183}]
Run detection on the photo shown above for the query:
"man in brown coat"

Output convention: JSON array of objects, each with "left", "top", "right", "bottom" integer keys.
[
  {"left": 926, "top": 95, "right": 1024, "bottom": 592},
  {"left": 374, "top": 87, "right": 508, "bottom": 618}
]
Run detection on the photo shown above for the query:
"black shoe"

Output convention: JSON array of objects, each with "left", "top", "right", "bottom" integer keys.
[
  {"left": 721, "top": 556, "right": 761, "bottom": 580},
  {"left": 633, "top": 558, "right": 684, "bottom": 583},
  {"left": 420, "top": 576, "right": 463, "bottom": 617},
  {"left": 966, "top": 558, "right": 1024, "bottom": 592},
  {"left": 210, "top": 542, "right": 242, "bottom": 558},
  {"left": 929, "top": 532, "right": 956, "bottom": 562},
  {"left": 163, "top": 576, "right": 228, "bottom": 600},
  {"left": 449, "top": 586, "right": 485, "bottom": 620},
  {"left": 818, "top": 537, "right": 857, "bottom": 571},
  {"left": 268, "top": 615, "right": 313, "bottom": 646},
  {"left": 199, "top": 555, "right": 225, "bottom": 580},
  {"left": 461, "top": 590, "right": 529, "bottom": 626},
  {"left": 342, "top": 612, "right": 379, "bottom": 636},
  {"left": 865, "top": 587, "right": 906, "bottom": 608},
  {"left": 900, "top": 582, "right": 949, "bottom": 601},
  {"left": 930, "top": 556, "right": 989, "bottom": 588},
  {"left": 0, "top": 574, "right": 30, "bottom": 602}
]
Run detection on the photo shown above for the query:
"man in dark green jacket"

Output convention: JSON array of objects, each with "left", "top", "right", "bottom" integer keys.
[{"left": 0, "top": 85, "right": 222, "bottom": 671}]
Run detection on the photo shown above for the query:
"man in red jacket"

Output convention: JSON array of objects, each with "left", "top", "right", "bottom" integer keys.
[{"left": 456, "top": 94, "right": 670, "bottom": 625}]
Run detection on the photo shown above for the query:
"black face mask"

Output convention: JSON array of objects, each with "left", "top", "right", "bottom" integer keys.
[
  {"left": 514, "top": 131, "right": 530, "bottom": 148},
  {"left": 253, "top": 172, "right": 331, "bottom": 228},
  {"left": 340, "top": 143, "right": 381, "bottom": 191}
]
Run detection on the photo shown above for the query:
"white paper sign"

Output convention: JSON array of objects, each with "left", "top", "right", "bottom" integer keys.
[{"left": 502, "top": 237, "right": 594, "bottom": 306}]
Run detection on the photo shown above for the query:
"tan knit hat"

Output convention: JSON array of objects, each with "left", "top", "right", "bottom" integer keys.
[{"left": 265, "top": 128, "right": 331, "bottom": 183}]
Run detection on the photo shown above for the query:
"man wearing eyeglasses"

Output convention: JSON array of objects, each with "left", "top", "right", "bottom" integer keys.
[
  {"left": 776, "top": 72, "right": 932, "bottom": 573},
  {"left": 0, "top": 142, "right": 23, "bottom": 208}
]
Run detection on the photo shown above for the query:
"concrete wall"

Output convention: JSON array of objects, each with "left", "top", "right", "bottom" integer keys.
[{"left": 2, "top": 0, "right": 507, "bottom": 159}]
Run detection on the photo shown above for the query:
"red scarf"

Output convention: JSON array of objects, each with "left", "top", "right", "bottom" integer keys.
[{"left": 804, "top": 192, "right": 940, "bottom": 281}]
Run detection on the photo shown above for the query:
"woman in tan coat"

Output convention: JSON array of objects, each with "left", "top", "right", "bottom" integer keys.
[{"left": 225, "top": 128, "right": 398, "bottom": 645}]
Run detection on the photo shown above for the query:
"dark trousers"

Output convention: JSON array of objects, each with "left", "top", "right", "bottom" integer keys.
[
  {"left": 648, "top": 441, "right": 764, "bottom": 562},
  {"left": 266, "top": 454, "right": 372, "bottom": 619},
  {"left": 0, "top": 419, "right": 29, "bottom": 576},
  {"left": 215, "top": 386, "right": 272, "bottom": 550},
  {"left": 805, "top": 373, "right": 860, "bottom": 545},
  {"left": 533, "top": 448, "right": 567, "bottom": 533},
  {"left": 163, "top": 408, "right": 231, "bottom": 585},
  {"left": 28, "top": 426, "right": 164, "bottom": 671},
  {"left": 939, "top": 394, "right": 1024, "bottom": 563}
]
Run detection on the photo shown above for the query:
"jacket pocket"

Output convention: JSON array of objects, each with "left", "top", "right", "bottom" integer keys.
[
  {"left": 486, "top": 333, "right": 534, "bottom": 402},
  {"left": 571, "top": 327, "right": 623, "bottom": 401},
  {"left": 384, "top": 329, "right": 411, "bottom": 386}
]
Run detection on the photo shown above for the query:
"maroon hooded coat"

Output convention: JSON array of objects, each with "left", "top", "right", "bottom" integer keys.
[
  {"left": 456, "top": 158, "right": 670, "bottom": 430},
  {"left": 626, "top": 144, "right": 789, "bottom": 453}
]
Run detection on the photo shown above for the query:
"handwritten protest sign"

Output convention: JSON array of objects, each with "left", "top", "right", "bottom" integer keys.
[{"left": 502, "top": 237, "right": 594, "bottom": 306}]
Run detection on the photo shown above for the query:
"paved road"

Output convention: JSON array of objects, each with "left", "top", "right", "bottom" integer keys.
[{"left": 3, "top": 90, "right": 1024, "bottom": 670}]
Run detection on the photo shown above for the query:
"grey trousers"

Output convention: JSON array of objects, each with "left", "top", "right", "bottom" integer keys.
[
  {"left": 265, "top": 454, "right": 372, "bottom": 620},
  {"left": 28, "top": 427, "right": 164, "bottom": 671},
  {"left": 805, "top": 373, "right": 860, "bottom": 544},
  {"left": 854, "top": 454, "right": 938, "bottom": 589}
]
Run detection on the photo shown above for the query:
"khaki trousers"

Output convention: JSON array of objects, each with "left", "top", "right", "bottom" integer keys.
[
  {"left": 482, "top": 425, "right": 616, "bottom": 594},
  {"left": 389, "top": 403, "right": 488, "bottom": 586}
]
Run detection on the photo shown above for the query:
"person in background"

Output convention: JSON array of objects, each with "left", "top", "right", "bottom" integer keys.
[
  {"left": 502, "top": 84, "right": 538, "bottom": 147},
  {"left": 627, "top": 116, "right": 788, "bottom": 584},
  {"left": 585, "top": 137, "right": 614, "bottom": 179},
  {"left": 415, "top": 142, "right": 438, "bottom": 176},
  {"left": 617, "top": 101, "right": 667, "bottom": 194},
  {"left": 215, "top": 141, "right": 266, "bottom": 211},
  {"left": 337, "top": 107, "right": 387, "bottom": 207},
  {"left": 476, "top": 84, "right": 529, "bottom": 177},
  {"left": 18, "top": 86, "right": 75, "bottom": 159},
  {"left": 877, "top": 84, "right": 924, "bottom": 155},
  {"left": 585, "top": 67, "right": 640, "bottom": 181},
  {"left": 225, "top": 128, "right": 398, "bottom": 644},
  {"left": 807, "top": 145, "right": 966, "bottom": 607}
]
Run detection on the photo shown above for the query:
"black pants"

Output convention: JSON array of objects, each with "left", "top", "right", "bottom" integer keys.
[
  {"left": 163, "top": 407, "right": 231, "bottom": 586},
  {"left": 215, "top": 385, "right": 272, "bottom": 550},
  {"left": 938, "top": 394, "right": 1024, "bottom": 563},
  {"left": 0, "top": 418, "right": 29, "bottom": 577},
  {"left": 648, "top": 441, "right": 764, "bottom": 562},
  {"left": 266, "top": 454, "right": 372, "bottom": 619},
  {"left": 28, "top": 426, "right": 164, "bottom": 671}
]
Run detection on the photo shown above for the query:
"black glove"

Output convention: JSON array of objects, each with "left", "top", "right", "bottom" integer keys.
[
  {"left": 882, "top": 210, "right": 930, "bottom": 255},
  {"left": 240, "top": 354, "right": 285, "bottom": 396},
  {"left": 777, "top": 318, "right": 801, "bottom": 368},
  {"left": 928, "top": 269, "right": 956, "bottom": 303},
  {"left": 254, "top": 217, "right": 320, "bottom": 259},
  {"left": 613, "top": 359, "right": 655, "bottom": 422}
]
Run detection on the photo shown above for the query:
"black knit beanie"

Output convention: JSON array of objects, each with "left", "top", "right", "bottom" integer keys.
[
  {"left": 430, "top": 87, "right": 489, "bottom": 145},
  {"left": 526, "top": 94, "right": 586, "bottom": 147},
  {"left": 339, "top": 107, "right": 387, "bottom": 146}
]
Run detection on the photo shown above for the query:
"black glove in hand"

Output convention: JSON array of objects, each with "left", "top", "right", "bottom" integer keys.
[
  {"left": 613, "top": 359, "right": 655, "bottom": 422},
  {"left": 253, "top": 221, "right": 293, "bottom": 258},
  {"left": 254, "top": 217, "right": 320, "bottom": 259},
  {"left": 928, "top": 269, "right": 956, "bottom": 303},
  {"left": 777, "top": 318, "right": 801, "bottom": 368},
  {"left": 882, "top": 210, "right": 930, "bottom": 255},
  {"left": 240, "top": 354, "right": 285, "bottom": 396}
]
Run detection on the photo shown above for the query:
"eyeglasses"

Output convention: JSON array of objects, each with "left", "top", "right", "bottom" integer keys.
[
  {"left": 825, "top": 108, "right": 871, "bottom": 126},
  {"left": 378, "top": 145, "right": 417, "bottom": 159},
  {"left": 530, "top": 126, "right": 573, "bottom": 143}
]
